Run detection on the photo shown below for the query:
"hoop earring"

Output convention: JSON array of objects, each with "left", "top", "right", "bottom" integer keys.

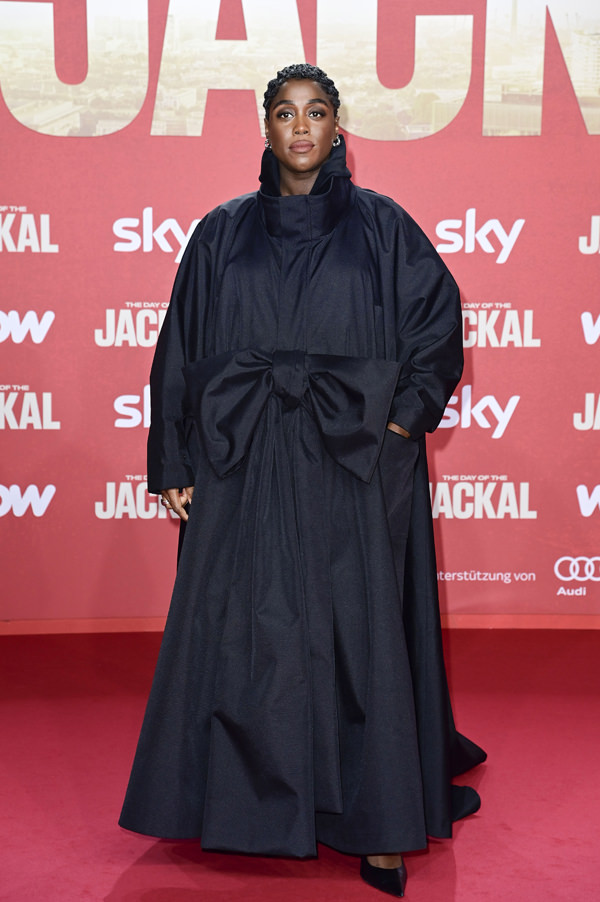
[
  {"left": 264, "top": 138, "right": 271, "bottom": 150},
  {"left": 332, "top": 135, "right": 341, "bottom": 147}
]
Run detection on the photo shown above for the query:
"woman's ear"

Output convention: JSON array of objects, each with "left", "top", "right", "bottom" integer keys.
[{"left": 264, "top": 117, "right": 269, "bottom": 141}]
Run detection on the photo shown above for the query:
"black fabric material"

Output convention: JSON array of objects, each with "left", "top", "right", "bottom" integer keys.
[{"left": 120, "top": 137, "right": 486, "bottom": 857}]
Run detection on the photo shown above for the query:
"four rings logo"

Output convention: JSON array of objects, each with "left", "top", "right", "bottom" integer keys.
[{"left": 554, "top": 556, "right": 600, "bottom": 581}]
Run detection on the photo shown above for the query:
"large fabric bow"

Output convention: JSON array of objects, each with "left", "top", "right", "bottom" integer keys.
[{"left": 183, "top": 349, "right": 401, "bottom": 482}]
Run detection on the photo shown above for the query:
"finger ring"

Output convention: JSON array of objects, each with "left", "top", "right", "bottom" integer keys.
[{"left": 162, "top": 499, "right": 171, "bottom": 507}]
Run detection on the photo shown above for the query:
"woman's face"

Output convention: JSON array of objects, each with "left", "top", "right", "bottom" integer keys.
[{"left": 264, "top": 79, "right": 339, "bottom": 186}]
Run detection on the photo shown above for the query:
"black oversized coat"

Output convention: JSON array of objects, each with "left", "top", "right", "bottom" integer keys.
[{"left": 119, "top": 138, "right": 485, "bottom": 857}]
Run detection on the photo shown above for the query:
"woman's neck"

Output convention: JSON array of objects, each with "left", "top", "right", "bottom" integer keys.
[{"left": 278, "top": 166, "right": 321, "bottom": 197}]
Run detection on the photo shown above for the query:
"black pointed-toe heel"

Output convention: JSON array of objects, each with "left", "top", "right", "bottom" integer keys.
[{"left": 360, "top": 857, "right": 407, "bottom": 897}]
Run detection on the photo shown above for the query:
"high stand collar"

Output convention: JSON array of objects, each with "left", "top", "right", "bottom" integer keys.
[{"left": 258, "top": 135, "right": 354, "bottom": 240}]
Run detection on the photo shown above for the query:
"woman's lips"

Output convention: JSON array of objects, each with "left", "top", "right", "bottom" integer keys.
[{"left": 290, "top": 141, "right": 314, "bottom": 153}]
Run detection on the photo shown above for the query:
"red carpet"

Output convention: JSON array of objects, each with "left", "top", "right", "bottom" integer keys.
[{"left": 1, "top": 630, "right": 598, "bottom": 901}]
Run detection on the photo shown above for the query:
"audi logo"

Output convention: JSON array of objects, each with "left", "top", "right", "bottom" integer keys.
[{"left": 554, "top": 556, "right": 600, "bottom": 582}]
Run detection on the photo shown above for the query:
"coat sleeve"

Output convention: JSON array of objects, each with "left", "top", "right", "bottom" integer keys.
[
  {"left": 388, "top": 210, "right": 463, "bottom": 440},
  {"left": 146, "top": 220, "right": 211, "bottom": 494}
]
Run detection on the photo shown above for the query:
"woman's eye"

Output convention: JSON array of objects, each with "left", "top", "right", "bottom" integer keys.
[
  {"left": 277, "top": 110, "right": 293, "bottom": 119},
  {"left": 309, "top": 109, "right": 325, "bottom": 117}
]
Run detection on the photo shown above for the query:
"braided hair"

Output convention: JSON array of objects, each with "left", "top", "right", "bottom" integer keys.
[{"left": 263, "top": 64, "right": 340, "bottom": 118}]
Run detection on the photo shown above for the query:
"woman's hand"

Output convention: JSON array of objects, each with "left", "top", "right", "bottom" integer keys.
[
  {"left": 160, "top": 487, "right": 194, "bottom": 521},
  {"left": 387, "top": 421, "right": 411, "bottom": 439}
]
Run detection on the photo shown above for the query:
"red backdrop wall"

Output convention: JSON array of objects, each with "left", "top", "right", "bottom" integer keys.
[{"left": 1, "top": 0, "right": 598, "bottom": 632}]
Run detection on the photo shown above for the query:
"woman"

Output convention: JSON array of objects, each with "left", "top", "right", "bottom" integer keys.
[{"left": 120, "top": 64, "right": 485, "bottom": 897}]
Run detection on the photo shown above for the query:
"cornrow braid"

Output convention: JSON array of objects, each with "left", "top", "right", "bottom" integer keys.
[{"left": 263, "top": 64, "right": 340, "bottom": 118}]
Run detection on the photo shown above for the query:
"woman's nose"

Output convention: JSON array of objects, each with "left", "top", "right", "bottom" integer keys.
[{"left": 294, "top": 119, "right": 309, "bottom": 134}]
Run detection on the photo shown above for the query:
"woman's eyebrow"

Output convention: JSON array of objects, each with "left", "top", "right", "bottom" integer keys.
[{"left": 272, "top": 97, "right": 329, "bottom": 110}]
